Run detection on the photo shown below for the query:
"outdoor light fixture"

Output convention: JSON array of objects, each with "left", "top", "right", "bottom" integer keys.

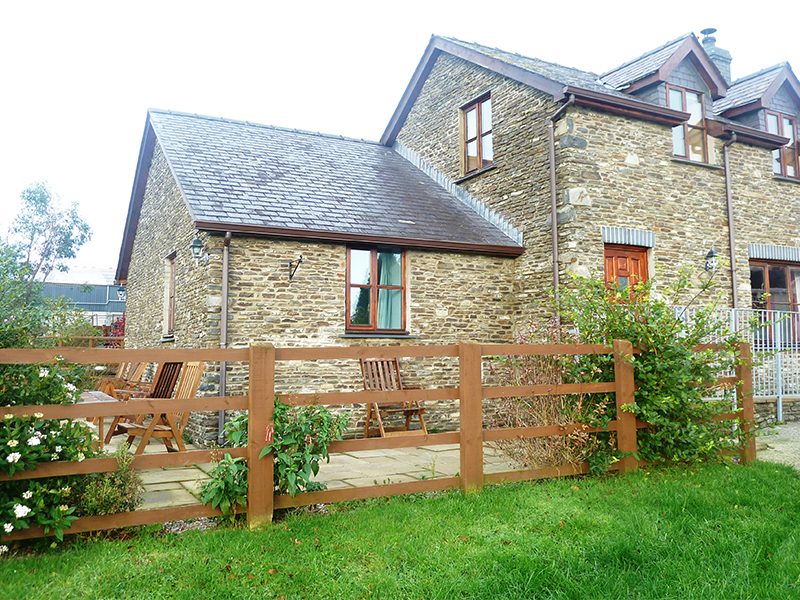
[
  {"left": 289, "top": 255, "right": 304, "bottom": 281},
  {"left": 190, "top": 237, "right": 209, "bottom": 265},
  {"left": 704, "top": 248, "right": 719, "bottom": 272},
  {"left": 117, "top": 287, "right": 127, "bottom": 302}
]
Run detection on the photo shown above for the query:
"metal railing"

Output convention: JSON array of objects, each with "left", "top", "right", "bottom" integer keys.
[{"left": 676, "top": 307, "right": 800, "bottom": 420}]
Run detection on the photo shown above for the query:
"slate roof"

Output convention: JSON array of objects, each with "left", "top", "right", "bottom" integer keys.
[
  {"left": 713, "top": 63, "right": 788, "bottom": 113},
  {"left": 147, "top": 109, "right": 522, "bottom": 252},
  {"left": 437, "top": 36, "right": 613, "bottom": 94},
  {"left": 599, "top": 34, "right": 690, "bottom": 90}
]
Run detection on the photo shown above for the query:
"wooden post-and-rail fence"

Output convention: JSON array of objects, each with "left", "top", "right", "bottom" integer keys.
[{"left": 0, "top": 340, "right": 755, "bottom": 541}]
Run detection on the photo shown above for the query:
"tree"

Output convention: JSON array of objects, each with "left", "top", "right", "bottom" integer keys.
[{"left": 9, "top": 182, "right": 91, "bottom": 294}]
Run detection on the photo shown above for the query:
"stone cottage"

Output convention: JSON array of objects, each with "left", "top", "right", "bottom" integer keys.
[{"left": 117, "top": 30, "right": 800, "bottom": 441}]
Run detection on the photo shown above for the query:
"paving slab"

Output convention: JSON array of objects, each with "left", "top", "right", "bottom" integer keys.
[{"left": 141, "top": 488, "right": 200, "bottom": 511}]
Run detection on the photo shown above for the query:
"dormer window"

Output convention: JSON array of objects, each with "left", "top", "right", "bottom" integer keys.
[
  {"left": 765, "top": 111, "right": 798, "bottom": 178},
  {"left": 462, "top": 95, "right": 493, "bottom": 174},
  {"left": 667, "top": 85, "right": 707, "bottom": 162}
]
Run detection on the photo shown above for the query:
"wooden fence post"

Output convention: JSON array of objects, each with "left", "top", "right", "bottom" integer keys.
[
  {"left": 613, "top": 339, "right": 638, "bottom": 473},
  {"left": 736, "top": 341, "right": 756, "bottom": 465},
  {"left": 459, "top": 341, "right": 484, "bottom": 493},
  {"left": 247, "top": 343, "right": 275, "bottom": 528}
]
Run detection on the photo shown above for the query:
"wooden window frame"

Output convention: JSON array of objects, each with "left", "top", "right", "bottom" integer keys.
[
  {"left": 765, "top": 110, "right": 799, "bottom": 178},
  {"left": 461, "top": 94, "right": 493, "bottom": 175},
  {"left": 163, "top": 253, "right": 177, "bottom": 338},
  {"left": 667, "top": 84, "right": 708, "bottom": 162},
  {"left": 345, "top": 247, "right": 407, "bottom": 333},
  {"left": 750, "top": 260, "right": 800, "bottom": 312}
]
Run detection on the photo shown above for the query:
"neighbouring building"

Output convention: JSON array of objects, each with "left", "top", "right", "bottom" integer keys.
[{"left": 117, "top": 30, "right": 800, "bottom": 441}]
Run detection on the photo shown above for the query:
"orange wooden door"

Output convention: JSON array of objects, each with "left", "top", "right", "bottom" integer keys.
[{"left": 604, "top": 245, "right": 648, "bottom": 290}]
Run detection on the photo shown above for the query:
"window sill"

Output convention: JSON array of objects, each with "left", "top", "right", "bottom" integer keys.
[
  {"left": 455, "top": 164, "right": 497, "bottom": 184},
  {"left": 340, "top": 333, "right": 419, "bottom": 339},
  {"left": 772, "top": 175, "right": 800, "bottom": 184},
  {"left": 670, "top": 157, "right": 723, "bottom": 170}
]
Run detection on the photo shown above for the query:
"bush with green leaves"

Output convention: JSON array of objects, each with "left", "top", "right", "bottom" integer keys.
[
  {"left": 78, "top": 443, "right": 144, "bottom": 517},
  {"left": 202, "top": 399, "right": 349, "bottom": 517},
  {"left": 558, "top": 266, "right": 744, "bottom": 468}
]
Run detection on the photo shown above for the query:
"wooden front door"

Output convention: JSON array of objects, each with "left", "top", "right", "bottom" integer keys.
[{"left": 604, "top": 245, "right": 648, "bottom": 290}]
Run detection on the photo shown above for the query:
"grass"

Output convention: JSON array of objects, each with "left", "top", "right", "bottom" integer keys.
[{"left": 2, "top": 460, "right": 799, "bottom": 599}]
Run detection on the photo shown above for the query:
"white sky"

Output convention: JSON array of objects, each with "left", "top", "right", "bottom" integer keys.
[{"left": 1, "top": 0, "right": 799, "bottom": 274}]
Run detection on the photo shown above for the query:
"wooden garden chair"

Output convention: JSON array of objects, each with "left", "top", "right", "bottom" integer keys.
[
  {"left": 116, "top": 362, "right": 205, "bottom": 454},
  {"left": 361, "top": 357, "right": 427, "bottom": 438},
  {"left": 105, "top": 361, "right": 183, "bottom": 443},
  {"left": 94, "top": 362, "right": 146, "bottom": 397}
]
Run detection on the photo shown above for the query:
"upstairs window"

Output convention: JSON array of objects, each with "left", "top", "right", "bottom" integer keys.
[
  {"left": 667, "top": 85, "right": 707, "bottom": 162},
  {"left": 463, "top": 95, "right": 493, "bottom": 173},
  {"left": 346, "top": 248, "right": 406, "bottom": 333},
  {"left": 765, "top": 111, "right": 799, "bottom": 178},
  {"left": 162, "top": 253, "right": 177, "bottom": 338}
]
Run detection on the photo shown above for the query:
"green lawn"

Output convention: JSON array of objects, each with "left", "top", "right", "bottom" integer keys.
[{"left": 2, "top": 461, "right": 799, "bottom": 599}]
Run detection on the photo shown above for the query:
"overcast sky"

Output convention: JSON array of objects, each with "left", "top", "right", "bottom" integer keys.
[{"left": 2, "top": 1, "right": 799, "bottom": 276}]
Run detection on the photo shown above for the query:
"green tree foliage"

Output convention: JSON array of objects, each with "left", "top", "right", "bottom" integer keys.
[{"left": 8, "top": 182, "right": 90, "bottom": 296}]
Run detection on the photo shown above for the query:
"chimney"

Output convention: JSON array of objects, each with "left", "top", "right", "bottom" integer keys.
[{"left": 701, "top": 28, "right": 732, "bottom": 84}]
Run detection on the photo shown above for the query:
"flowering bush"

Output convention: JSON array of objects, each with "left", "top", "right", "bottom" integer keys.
[{"left": 0, "top": 364, "right": 98, "bottom": 542}]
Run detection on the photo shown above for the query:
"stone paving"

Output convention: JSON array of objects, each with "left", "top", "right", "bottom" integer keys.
[{"left": 104, "top": 419, "right": 800, "bottom": 513}]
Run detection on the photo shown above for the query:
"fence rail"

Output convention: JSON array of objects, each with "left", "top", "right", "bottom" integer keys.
[{"left": 0, "top": 340, "right": 755, "bottom": 540}]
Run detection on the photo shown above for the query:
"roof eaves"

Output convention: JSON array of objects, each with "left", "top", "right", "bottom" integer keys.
[
  {"left": 193, "top": 220, "right": 525, "bottom": 258},
  {"left": 381, "top": 35, "right": 564, "bottom": 146},
  {"left": 557, "top": 85, "right": 691, "bottom": 126},
  {"left": 115, "top": 113, "right": 157, "bottom": 284}
]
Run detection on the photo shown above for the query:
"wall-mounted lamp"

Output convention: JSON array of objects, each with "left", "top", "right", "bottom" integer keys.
[
  {"left": 117, "top": 287, "right": 127, "bottom": 302},
  {"left": 190, "top": 237, "right": 209, "bottom": 265},
  {"left": 704, "top": 248, "right": 719, "bottom": 272},
  {"left": 289, "top": 255, "right": 304, "bottom": 281}
]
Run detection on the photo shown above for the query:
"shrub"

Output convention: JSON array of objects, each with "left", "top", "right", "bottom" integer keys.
[
  {"left": 558, "top": 266, "right": 744, "bottom": 468},
  {"left": 201, "top": 398, "right": 349, "bottom": 517},
  {"left": 78, "top": 443, "right": 144, "bottom": 516}
]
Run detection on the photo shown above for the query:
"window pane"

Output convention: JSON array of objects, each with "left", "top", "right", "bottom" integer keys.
[
  {"left": 482, "top": 133, "right": 493, "bottom": 163},
  {"left": 466, "top": 108, "right": 477, "bottom": 140},
  {"left": 773, "top": 149, "right": 783, "bottom": 175},
  {"left": 672, "top": 125, "right": 686, "bottom": 156},
  {"left": 617, "top": 276, "right": 629, "bottom": 291},
  {"left": 668, "top": 88, "right": 683, "bottom": 110},
  {"left": 480, "top": 99, "right": 492, "bottom": 133},
  {"left": 686, "top": 93, "right": 703, "bottom": 125},
  {"left": 769, "top": 266, "right": 790, "bottom": 306},
  {"left": 784, "top": 118, "right": 795, "bottom": 144},
  {"left": 350, "top": 288, "right": 371, "bottom": 326},
  {"left": 792, "top": 268, "right": 800, "bottom": 308},
  {"left": 767, "top": 113, "right": 779, "bottom": 134},
  {"left": 466, "top": 140, "right": 478, "bottom": 171},
  {"left": 377, "top": 251, "right": 402, "bottom": 286},
  {"left": 786, "top": 146, "right": 797, "bottom": 178},
  {"left": 377, "top": 289, "right": 402, "bottom": 329},
  {"left": 350, "top": 249, "right": 371, "bottom": 285},
  {"left": 751, "top": 266, "right": 766, "bottom": 309},
  {"left": 687, "top": 126, "right": 705, "bottom": 162}
]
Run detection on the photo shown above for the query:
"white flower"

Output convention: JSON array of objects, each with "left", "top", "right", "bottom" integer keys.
[
  {"left": 33, "top": 412, "right": 44, "bottom": 419},
  {"left": 0, "top": 545, "right": 8, "bottom": 554},
  {"left": 61, "top": 487, "right": 70, "bottom": 494},
  {"left": 59, "top": 505, "right": 69, "bottom": 512},
  {"left": 55, "top": 446, "right": 62, "bottom": 453},
  {"left": 13, "top": 504, "right": 30, "bottom": 519},
  {"left": 26, "top": 437, "right": 41, "bottom": 447},
  {"left": 7, "top": 440, "right": 18, "bottom": 448},
  {"left": 7, "top": 453, "right": 21, "bottom": 464},
  {"left": 50, "top": 454, "right": 59, "bottom": 461},
  {"left": 3, "top": 524, "right": 12, "bottom": 533},
  {"left": 22, "top": 491, "right": 32, "bottom": 500},
  {"left": 39, "top": 368, "right": 49, "bottom": 378},
  {"left": 77, "top": 452, "right": 85, "bottom": 462},
  {"left": 3, "top": 414, "right": 13, "bottom": 420},
  {"left": 65, "top": 383, "right": 77, "bottom": 393}
]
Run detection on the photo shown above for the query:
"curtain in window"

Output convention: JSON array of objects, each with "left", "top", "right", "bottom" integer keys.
[{"left": 377, "top": 252, "right": 402, "bottom": 330}]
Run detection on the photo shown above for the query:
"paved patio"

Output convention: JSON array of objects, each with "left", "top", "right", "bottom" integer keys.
[{"left": 103, "top": 419, "right": 800, "bottom": 513}]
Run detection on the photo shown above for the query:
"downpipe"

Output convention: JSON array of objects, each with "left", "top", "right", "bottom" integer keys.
[{"left": 218, "top": 231, "right": 232, "bottom": 445}]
